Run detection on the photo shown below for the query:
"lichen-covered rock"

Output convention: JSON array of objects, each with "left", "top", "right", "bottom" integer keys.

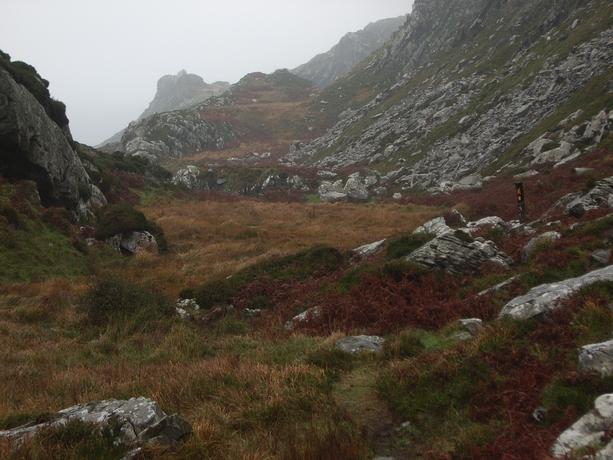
[
  {"left": 407, "top": 230, "right": 511, "bottom": 275},
  {"left": 579, "top": 339, "right": 613, "bottom": 377},
  {"left": 335, "top": 336, "right": 385, "bottom": 354},
  {"left": 459, "top": 318, "right": 483, "bottom": 336},
  {"left": 172, "top": 165, "right": 205, "bottom": 190},
  {"left": 499, "top": 265, "right": 613, "bottom": 320},
  {"left": 0, "top": 397, "right": 191, "bottom": 447},
  {"left": 521, "top": 231, "right": 561, "bottom": 262},
  {"left": 0, "top": 69, "right": 106, "bottom": 220},
  {"left": 107, "top": 231, "right": 158, "bottom": 255},
  {"left": 550, "top": 394, "right": 613, "bottom": 459},
  {"left": 566, "top": 177, "right": 613, "bottom": 217},
  {"left": 344, "top": 174, "right": 369, "bottom": 201},
  {"left": 318, "top": 181, "right": 347, "bottom": 202}
]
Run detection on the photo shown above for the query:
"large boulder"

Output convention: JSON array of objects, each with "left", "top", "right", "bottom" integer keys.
[
  {"left": 566, "top": 177, "right": 613, "bottom": 217},
  {"left": 107, "top": 231, "right": 158, "bottom": 255},
  {"left": 343, "top": 174, "right": 369, "bottom": 201},
  {"left": 318, "top": 180, "right": 347, "bottom": 202},
  {"left": 406, "top": 230, "right": 511, "bottom": 275},
  {"left": 550, "top": 394, "right": 613, "bottom": 459},
  {"left": 0, "top": 69, "right": 106, "bottom": 220},
  {"left": 499, "top": 265, "right": 613, "bottom": 320},
  {"left": 413, "top": 217, "right": 452, "bottom": 237},
  {"left": 0, "top": 397, "right": 191, "bottom": 447},
  {"left": 285, "top": 306, "right": 321, "bottom": 331},
  {"left": 579, "top": 339, "right": 613, "bottom": 377}
]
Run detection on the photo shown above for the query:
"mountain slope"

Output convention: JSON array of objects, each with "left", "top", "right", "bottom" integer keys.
[
  {"left": 286, "top": 0, "right": 613, "bottom": 191},
  {"left": 99, "top": 71, "right": 229, "bottom": 149},
  {"left": 292, "top": 15, "right": 407, "bottom": 88},
  {"left": 117, "top": 69, "right": 318, "bottom": 163}
]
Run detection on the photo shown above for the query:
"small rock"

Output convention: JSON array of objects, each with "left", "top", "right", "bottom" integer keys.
[
  {"left": 459, "top": 318, "right": 483, "bottom": 336},
  {"left": 335, "top": 336, "right": 385, "bottom": 354},
  {"left": 532, "top": 407, "right": 547, "bottom": 424},
  {"left": 574, "top": 167, "right": 594, "bottom": 176},
  {"left": 353, "top": 240, "right": 386, "bottom": 258},
  {"left": 413, "top": 217, "right": 452, "bottom": 237},
  {"left": 285, "top": 307, "right": 321, "bottom": 331},
  {"left": 566, "top": 177, "right": 613, "bottom": 217},
  {"left": 393, "top": 192, "right": 402, "bottom": 200},
  {"left": 107, "top": 231, "right": 158, "bottom": 255},
  {"left": 578, "top": 339, "right": 613, "bottom": 377}
]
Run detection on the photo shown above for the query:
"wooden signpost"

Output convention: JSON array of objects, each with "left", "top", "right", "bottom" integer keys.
[{"left": 515, "top": 182, "right": 526, "bottom": 223}]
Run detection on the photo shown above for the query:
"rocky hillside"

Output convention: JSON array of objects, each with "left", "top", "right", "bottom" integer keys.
[
  {"left": 292, "top": 15, "right": 407, "bottom": 88},
  {"left": 285, "top": 0, "right": 613, "bottom": 192},
  {"left": 0, "top": 50, "right": 105, "bottom": 220},
  {"left": 100, "top": 71, "right": 229, "bottom": 148},
  {"left": 116, "top": 69, "right": 318, "bottom": 163}
]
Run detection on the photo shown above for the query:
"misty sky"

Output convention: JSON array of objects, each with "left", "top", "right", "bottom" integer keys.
[{"left": 1, "top": 0, "right": 413, "bottom": 145}]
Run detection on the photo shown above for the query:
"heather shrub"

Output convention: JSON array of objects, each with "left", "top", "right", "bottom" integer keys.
[
  {"left": 306, "top": 347, "right": 354, "bottom": 381},
  {"left": 386, "top": 233, "right": 433, "bottom": 259},
  {"left": 94, "top": 203, "right": 167, "bottom": 252},
  {"left": 80, "top": 278, "right": 172, "bottom": 327}
]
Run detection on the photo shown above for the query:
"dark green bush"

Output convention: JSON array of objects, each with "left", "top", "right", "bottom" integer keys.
[
  {"left": 80, "top": 278, "right": 172, "bottom": 326},
  {"left": 386, "top": 233, "right": 434, "bottom": 259},
  {"left": 306, "top": 348, "right": 354, "bottom": 381},
  {"left": 382, "top": 260, "right": 426, "bottom": 282},
  {"left": 95, "top": 203, "right": 167, "bottom": 252}
]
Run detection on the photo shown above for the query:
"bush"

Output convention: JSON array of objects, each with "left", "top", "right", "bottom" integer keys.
[
  {"left": 10, "top": 419, "right": 128, "bottom": 460},
  {"left": 80, "top": 278, "right": 171, "bottom": 326},
  {"left": 386, "top": 233, "right": 433, "bottom": 259},
  {"left": 94, "top": 203, "right": 167, "bottom": 252}
]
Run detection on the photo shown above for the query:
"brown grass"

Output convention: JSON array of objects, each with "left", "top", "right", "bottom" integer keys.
[{"left": 109, "top": 198, "right": 439, "bottom": 297}]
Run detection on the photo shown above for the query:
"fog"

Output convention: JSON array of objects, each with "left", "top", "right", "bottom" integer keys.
[{"left": 0, "top": 0, "right": 413, "bottom": 145}]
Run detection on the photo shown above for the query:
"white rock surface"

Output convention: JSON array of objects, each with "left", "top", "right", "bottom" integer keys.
[
  {"left": 335, "top": 336, "right": 385, "bottom": 354},
  {"left": 579, "top": 339, "right": 613, "bottom": 377}
]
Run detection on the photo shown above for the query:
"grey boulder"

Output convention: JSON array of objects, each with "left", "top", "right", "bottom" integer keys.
[
  {"left": 172, "top": 165, "right": 204, "bottom": 190},
  {"left": 107, "top": 231, "right": 158, "bottom": 255},
  {"left": 335, "top": 335, "right": 385, "bottom": 354},
  {"left": 550, "top": 394, "right": 613, "bottom": 459},
  {"left": 499, "top": 265, "right": 613, "bottom": 320},
  {"left": 566, "top": 177, "right": 613, "bottom": 217},
  {"left": 521, "top": 231, "right": 561, "bottom": 262},
  {"left": 0, "top": 397, "right": 191, "bottom": 446},
  {"left": 353, "top": 239, "right": 386, "bottom": 258},
  {"left": 579, "top": 339, "right": 613, "bottom": 377},
  {"left": 407, "top": 230, "right": 511, "bottom": 275}
]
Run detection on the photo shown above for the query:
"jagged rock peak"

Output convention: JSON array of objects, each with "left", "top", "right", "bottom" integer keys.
[
  {"left": 139, "top": 70, "right": 230, "bottom": 120},
  {"left": 292, "top": 15, "right": 407, "bottom": 88}
]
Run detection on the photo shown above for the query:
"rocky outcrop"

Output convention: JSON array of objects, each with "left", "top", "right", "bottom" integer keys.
[
  {"left": 140, "top": 70, "right": 229, "bottom": 120},
  {"left": 566, "top": 176, "right": 613, "bottom": 217},
  {"left": 318, "top": 172, "right": 373, "bottom": 202},
  {"left": 0, "top": 69, "right": 105, "bottom": 219},
  {"left": 120, "top": 110, "right": 236, "bottom": 163},
  {"left": 335, "top": 336, "right": 385, "bottom": 354},
  {"left": 285, "top": 1, "right": 613, "bottom": 190},
  {"left": 499, "top": 265, "right": 613, "bottom": 320},
  {"left": 579, "top": 339, "right": 613, "bottom": 377},
  {"left": 0, "top": 397, "right": 192, "bottom": 447},
  {"left": 550, "top": 394, "right": 613, "bottom": 459},
  {"left": 293, "top": 16, "right": 407, "bottom": 88},
  {"left": 406, "top": 230, "right": 511, "bottom": 275}
]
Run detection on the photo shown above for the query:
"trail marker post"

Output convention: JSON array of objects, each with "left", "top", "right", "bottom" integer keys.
[{"left": 515, "top": 182, "right": 526, "bottom": 223}]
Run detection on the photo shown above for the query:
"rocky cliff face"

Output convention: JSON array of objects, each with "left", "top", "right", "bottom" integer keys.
[
  {"left": 292, "top": 16, "right": 407, "bottom": 88},
  {"left": 139, "top": 70, "right": 230, "bottom": 120},
  {"left": 0, "top": 67, "right": 105, "bottom": 220},
  {"left": 285, "top": 0, "right": 613, "bottom": 191}
]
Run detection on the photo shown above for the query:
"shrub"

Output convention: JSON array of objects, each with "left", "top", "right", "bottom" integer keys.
[
  {"left": 9, "top": 419, "right": 128, "bottom": 460},
  {"left": 306, "top": 347, "right": 354, "bottom": 381},
  {"left": 80, "top": 278, "right": 171, "bottom": 326},
  {"left": 94, "top": 203, "right": 167, "bottom": 252},
  {"left": 386, "top": 233, "right": 433, "bottom": 259}
]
